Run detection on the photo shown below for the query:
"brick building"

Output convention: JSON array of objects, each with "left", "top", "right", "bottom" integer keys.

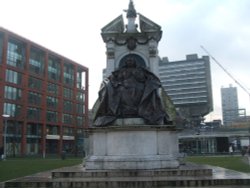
[{"left": 0, "top": 27, "right": 88, "bottom": 157}]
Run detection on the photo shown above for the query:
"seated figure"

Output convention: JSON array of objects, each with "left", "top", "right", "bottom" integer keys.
[{"left": 92, "top": 56, "right": 173, "bottom": 126}]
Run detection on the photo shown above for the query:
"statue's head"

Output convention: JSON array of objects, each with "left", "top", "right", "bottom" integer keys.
[
  {"left": 118, "top": 54, "right": 146, "bottom": 70},
  {"left": 125, "top": 57, "right": 136, "bottom": 68}
]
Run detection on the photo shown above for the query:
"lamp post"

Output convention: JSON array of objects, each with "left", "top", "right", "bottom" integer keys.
[{"left": 2, "top": 114, "right": 10, "bottom": 160}]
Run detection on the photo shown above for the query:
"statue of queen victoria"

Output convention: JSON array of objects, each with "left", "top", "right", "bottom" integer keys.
[{"left": 92, "top": 54, "right": 174, "bottom": 126}]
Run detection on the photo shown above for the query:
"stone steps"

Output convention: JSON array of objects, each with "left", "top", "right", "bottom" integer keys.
[
  {"left": 52, "top": 168, "right": 212, "bottom": 179},
  {"left": 4, "top": 164, "right": 250, "bottom": 188},
  {"left": 5, "top": 177, "right": 250, "bottom": 188}
]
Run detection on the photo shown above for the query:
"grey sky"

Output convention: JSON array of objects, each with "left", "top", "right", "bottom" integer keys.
[{"left": 0, "top": 0, "right": 249, "bottom": 121}]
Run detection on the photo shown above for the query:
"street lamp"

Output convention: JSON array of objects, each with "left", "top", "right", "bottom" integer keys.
[{"left": 2, "top": 114, "right": 10, "bottom": 160}]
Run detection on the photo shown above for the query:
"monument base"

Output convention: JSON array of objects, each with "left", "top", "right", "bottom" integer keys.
[
  {"left": 5, "top": 163, "right": 250, "bottom": 188},
  {"left": 85, "top": 125, "right": 180, "bottom": 170}
]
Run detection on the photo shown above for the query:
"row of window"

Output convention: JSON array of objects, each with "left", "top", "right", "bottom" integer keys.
[
  {"left": 171, "top": 94, "right": 208, "bottom": 101},
  {"left": 4, "top": 138, "right": 83, "bottom": 156},
  {"left": 173, "top": 98, "right": 208, "bottom": 105},
  {"left": 163, "top": 80, "right": 207, "bottom": 88},
  {"left": 162, "top": 78, "right": 207, "bottom": 86},
  {"left": 163, "top": 85, "right": 207, "bottom": 92},
  {"left": 168, "top": 89, "right": 207, "bottom": 96},
  {"left": 160, "top": 73, "right": 206, "bottom": 82},
  {"left": 5, "top": 70, "right": 85, "bottom": 102},
  {"left": 4, "top": 86, "right": 85, "bottom": 113},
  {"left": 3, "top": 102, "right": 85, "bottom": 125},
  {"left": 160, "top": 66, "right": 206, "bottom": 75},
  {"left": 5, "top": 122, "right": 83, "bottom": 137},
  {"left": 0, "top": 33, "right": 86, "bottom": 89},
  {"left": 159, "top": 61, "right": 205, "bottom": 70}
]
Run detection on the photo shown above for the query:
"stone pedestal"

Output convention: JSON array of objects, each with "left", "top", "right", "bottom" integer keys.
[
  {"left": 6, "top": 125, "right": 250, "bottom": 188},
  {"left": 85, "top": 125, "right": 180, "bottom": 170}
]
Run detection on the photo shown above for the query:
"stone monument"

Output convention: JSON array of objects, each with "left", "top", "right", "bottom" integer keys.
[
  {"left": 4, "top": 1, "right": 250, "bottom": 187},
  {"left": 85, "top": 0, "right": 180, "bottom": 170}
]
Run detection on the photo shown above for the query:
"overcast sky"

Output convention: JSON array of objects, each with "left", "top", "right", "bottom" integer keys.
[{"left": 0, "top": 0, "right": 249, "bottom": 121}]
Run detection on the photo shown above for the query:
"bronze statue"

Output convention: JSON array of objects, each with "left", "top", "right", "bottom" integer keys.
[{"left": 92, "top": 55, "right": 173, "bottom": 126}]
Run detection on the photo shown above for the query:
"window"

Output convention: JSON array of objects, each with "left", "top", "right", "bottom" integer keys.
[
  {"left": 27, "top": 123, "right": 41, "bottom": 136},
  {"left": 47, "top": 82, "right": 58, "bottom": 95},
  {"left": 27, "top": 107, "right": 41, "bottom": 121},
  {"left": 76, "top": 116, "right": 84, "bottom": 127},
  {"left": 0, "top": 32, "right": 3, "bottom": 64},
  {"left": 77, "top": 68, "right": 86, "bottom": 89},
  {"left": 4, "top": 86, "right": 22, "bottom": 100},
  {"left": 63, "top": 87, "right": 73, "bottom": 99},
  {"left": 7, "top": 38, "right": 25, "bottom": 68},
  {"left": 47, "top": 96, "right": 58, "bottom": 109},
  {"left": 63, "top": 62, "right": 74, "bottom": 86},
  {"left": 48, "top": 56, "right": 61, "bottom": 81},
  {"left": 28, "top": 77, "right": 43, "bottom": 90},
  {"left": 76, "top": 103, "right": 85, "bottom": 114},
  {"left": 26, "top": 138, "right": 40, "bottom": 155},
  {"left": 46, "top": 125, "right": 59, "bottom": 135},
  {"left": 4, "top": 103, "right": 21, "bottom": 117},
  {"left": 6, "top": 121, "right": 22, "bottom": 136},
  {"left": 63, "top": 127, "right": 74, "bottom": 136},
  {"left": 46, "top": 111, "right": 58, "bottom": 123},
  {"left": 63, "top": 100, "right": 73, "bottom": 113},
  {"left": 5, "top": 69, "right": 22, "bottom": 84},
  {"left": 28, "top": 92, "right": 42, "bottom": 105},
  {"left": 63, "top": 114, "right": 73, "bottom": 124},
  {"left": 29, "top": 47, "right": 45, "bottom": 75},
  {"left": 76, "top": 92, "right": 85, "bottom": 103}
]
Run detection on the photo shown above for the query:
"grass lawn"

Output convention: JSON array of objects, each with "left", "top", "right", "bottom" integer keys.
[
  {"left": 185, "top": 156, "right": 250, "bottom": 173},
  {"left": 0, "top": 157, "right": 82, "bottom": 182}
]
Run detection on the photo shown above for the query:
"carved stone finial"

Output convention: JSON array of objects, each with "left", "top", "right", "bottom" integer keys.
[
  {"left": 126, "top": 0, "right": 137, "bottom": 18},
  {"left": 124, "top": 0, "right": 138, "bottom": 32}
]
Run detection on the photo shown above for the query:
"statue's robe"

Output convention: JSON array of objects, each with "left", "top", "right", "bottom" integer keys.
[{"left": 93, "top": 65, "right": 171, "bottom": 126}]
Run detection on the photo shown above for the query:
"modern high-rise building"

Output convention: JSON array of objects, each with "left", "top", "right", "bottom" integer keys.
[
  {"left": 221, "top": 84, "right": 239, "bottom": 126},
  {"left": 159, "top": 54, "right": 213, "bottom": 126},
  {"left": 0, "top": 27, "right": 89, "bottom": 157}
]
